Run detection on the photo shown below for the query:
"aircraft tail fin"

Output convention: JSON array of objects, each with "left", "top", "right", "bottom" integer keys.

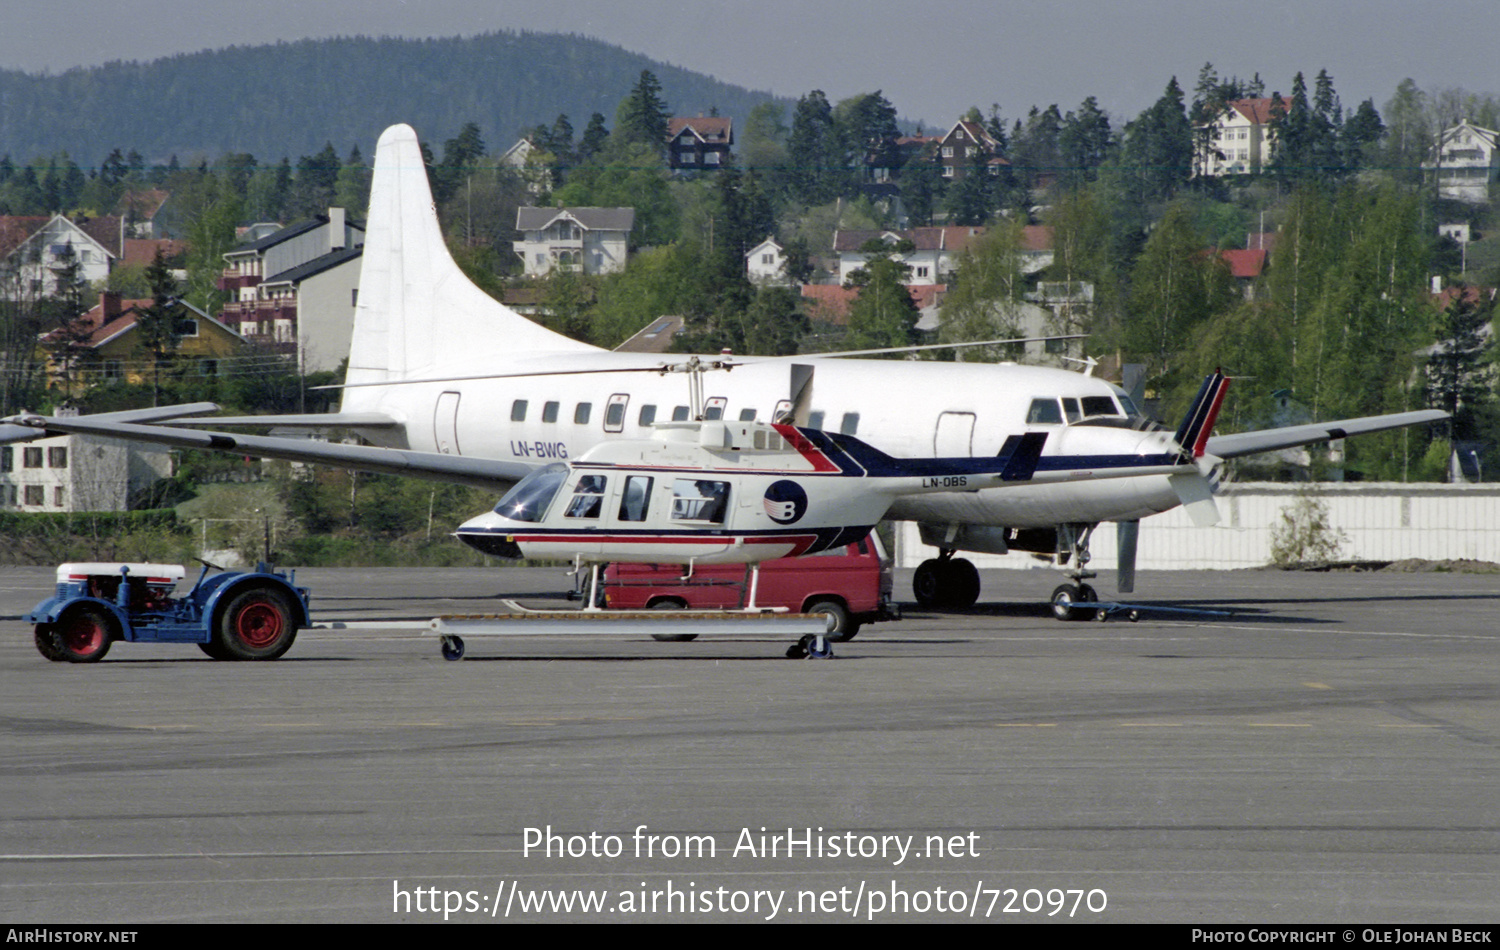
[
  {"left": 1172, "top": 371, "right": 1230, "bottom": 459},
  {"left": 343, "top": 124, "right": 596, "bottom": 401}
]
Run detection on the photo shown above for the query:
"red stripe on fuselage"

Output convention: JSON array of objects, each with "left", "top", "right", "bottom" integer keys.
[{"left": 771, "top": 424, "right": 841, "bottom": 473}]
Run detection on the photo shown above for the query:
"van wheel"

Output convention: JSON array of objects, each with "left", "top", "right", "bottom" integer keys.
[
  {"left": 648, "top": 599, "right": 698, "bottom": 641},
  {"left": 806, "top": 600, "right": 857, "bottom": 642}
]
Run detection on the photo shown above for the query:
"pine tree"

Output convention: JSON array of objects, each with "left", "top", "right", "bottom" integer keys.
[{"left": 614, "top": 70, "right": 670, "bottom": 153}]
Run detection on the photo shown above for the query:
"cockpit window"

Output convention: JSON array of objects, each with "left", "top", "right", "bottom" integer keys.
[
  {"left": 1062, "top": 398, "right": 1081, "bottom": 423},
  {"left": 1116, "top": 393, "right": 1141, "bottom": 418},
  {"left": 1081, "top": 395, "right": 1121, "bottom": 418},
  {"left": 492, "top": 463, "right": 568, "bottom": 523},
  {"left": 564, "top": 474, "right": 607, "bottom": 519},
  {"left": 1026, "top": 398, "right": 1063, "bottom": 425}
]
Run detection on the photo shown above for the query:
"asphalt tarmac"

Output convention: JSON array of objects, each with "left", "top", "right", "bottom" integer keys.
[{"left": 1, "top": 564, "right": 1496, "bottom": 924}]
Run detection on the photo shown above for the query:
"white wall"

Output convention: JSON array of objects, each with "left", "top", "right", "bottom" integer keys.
[{"left": 894, "top": 482, "right": 1500, "bottom": 570}]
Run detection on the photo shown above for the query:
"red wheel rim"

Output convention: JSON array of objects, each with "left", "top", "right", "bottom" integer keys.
[
  {"left": 61, "top": 616, "right": 105, "bottom": 654},
  {"left": 234, "top": 602, "right": 284, "bottom": 648}
]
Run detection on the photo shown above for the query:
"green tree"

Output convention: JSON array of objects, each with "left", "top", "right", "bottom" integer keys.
[
  {"left": 784, "top": 90, "right": 843, "bottom": 205},
  {"left": 844, "top": 244, "right": 918, "bottom": 354},
  {"left": 937, "top": 220, "right": 1028, "bottom": 360},
  {"left": 136, "top": 249, "right": 185, "bottom": 405},
  {"left": 1121, "top": 78, "right": 1193, "bottom": 202},
  {"left": 1124, "top": 201, "right": 1234, "bottom": 393},
  {"left": 1424, "top": 285, "right": 1496, "bottom": 441},
  {"left": 613, "top": 70, "right": 670, "bottom": 154}
]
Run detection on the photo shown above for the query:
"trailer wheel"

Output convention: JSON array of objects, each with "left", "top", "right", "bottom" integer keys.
[
  {"left": 648, "top": 599, "right": 699, "bottom": 641},
  {"left": 34, "top": 625, "right": 66, "bottom": 662},
  {"left": 198, "top": 641, "right": 230, "bottom": 660},
  {"left": 214, "top": 586, "right": 298, "bottom": 660},
  {"left": 53, "top": 605, "right": 115, "bottom": 663},
  {"left": 806, "top": 600, "right": 857, "bottom": 642}
]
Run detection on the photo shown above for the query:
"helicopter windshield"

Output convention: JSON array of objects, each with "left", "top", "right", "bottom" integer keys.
[{"left": 492, "top": 463, "right": 569, "bottom": 523}]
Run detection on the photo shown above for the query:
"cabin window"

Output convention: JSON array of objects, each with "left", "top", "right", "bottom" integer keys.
[
  {"left": 808, "top": 411, "right": 825, "bottom": 429},
  {"left": 704, "top": 405, "right": 724, "bottom": 421},
  {"left": 738, "top": 408, "right": 757, "bottom": 422},
  {"left": 574, "top": 402, "right": 591, "bottom": 424},
  {"left": 671, "top": 406, "right": 690, "bottom": 422},
  {"left": 510, "top": 399, "right": 528, "bottom": 422},
  {"left": 564, "top": 474, "right": 607, "bottom": 519},
  {"left": 542, "top": 401, "right": 559, "bottom": 423},
  {"left": 672, "top": 479, "right": 729, "bottom": 524},
  {"left": 638, "top": 405, "right": 657, "bottom": 426},
  {"left": 617, "top": 475, "right": 653, "bottom": 522},
  {"left": 1025, "top": 399, "right": 1063, "bottom": 425},
  {"left": 840, "top": 412, "right": 860, "bottom": 434},
  {"left": 492, "top": 462, "right": 568, "bottom": 522},
  {"left": 1062, "top": 398, "right": 1081, "bottom": 423}
]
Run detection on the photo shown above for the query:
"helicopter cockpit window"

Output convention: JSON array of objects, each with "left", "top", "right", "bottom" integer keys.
[
  {"left": 1026, "top": 398, "right": 1063, "bottom": 425},
  {"left": 564, "top": 474, "right": 607, "bottom": 519},
  {"left": 492, "top": 463, "right": 568, "bottom": 523},
  {"left": 672, "top": 479, "right": 729, "bottom": 524}
]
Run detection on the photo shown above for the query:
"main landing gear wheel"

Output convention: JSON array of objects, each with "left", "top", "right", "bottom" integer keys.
[
  {"left": 441, "top": 635, "right": 465, "bottom": 661},
  {"left": 213, "top": 586, "right": 298, "bottom": 660},
  {"left": 50, "top": 606, "right": 115, "bottom": 663},
  {"left": 1050, "top": 583, "right": 1097, "bottom": 622},
  {"left": 913, "top": 557, "right": 980, "bottom": 609},
  {"left": 648, "top": 599, "right": 699, "bottom": 641}
]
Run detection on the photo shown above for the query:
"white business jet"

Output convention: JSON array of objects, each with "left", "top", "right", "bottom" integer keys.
[{"left": 1, "top": 124, "right": 1446, "bottom": 615}]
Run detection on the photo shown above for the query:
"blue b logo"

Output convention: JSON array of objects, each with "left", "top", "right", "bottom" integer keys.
[{"left": 763, "top": 480, "right": 808, "bottom": 524}]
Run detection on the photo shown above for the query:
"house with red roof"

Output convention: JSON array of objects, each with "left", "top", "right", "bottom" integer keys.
[
  {"left": 39, "top": 291, "right": 248, "bottom": 392},
  {"left": 1197, "top": 98, "right": 1281, "bottom": 176},
  {"left": 667, "top": 116, "right": 734, "bottom": 171},
  {"left": 0, "top": 214, "right": 122, "bottom": 298}
]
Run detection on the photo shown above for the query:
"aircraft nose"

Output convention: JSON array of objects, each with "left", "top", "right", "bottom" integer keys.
[{"left": 454, "top": 511, "right": 524, "bottom": 558}]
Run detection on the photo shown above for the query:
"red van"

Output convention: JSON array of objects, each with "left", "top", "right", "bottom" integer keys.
[{"left": 601, "top": 532, "right": 898, "bottom": 641}]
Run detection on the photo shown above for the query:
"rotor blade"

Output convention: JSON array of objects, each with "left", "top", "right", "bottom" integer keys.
[
  {"left": 1116, "top": 519, "right": 1139, "bottom": 593},
  {"left": 785, "top": 363, "right": 814, "bottom": 426},
  {"left": 803, "top": 334, "right": 1087, "bottom": 360}
]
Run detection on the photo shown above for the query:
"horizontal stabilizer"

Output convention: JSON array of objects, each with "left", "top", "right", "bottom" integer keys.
[
  {"left": 1169, "top": 471, "right": 1220, "bottom": 526},
  {"left": 1206, "top": 410, "right": 1448, "bottom": 459}
]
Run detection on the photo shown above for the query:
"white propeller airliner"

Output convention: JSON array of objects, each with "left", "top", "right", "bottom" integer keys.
[{"left": 1, "top": 124, "right": 1446, "bottom": 614}]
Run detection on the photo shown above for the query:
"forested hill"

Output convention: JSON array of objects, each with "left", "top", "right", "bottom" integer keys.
[{"left": 0, "top": 31, "right": 789, "bottom": 167}]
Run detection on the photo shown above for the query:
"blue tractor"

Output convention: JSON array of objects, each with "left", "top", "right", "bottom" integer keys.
[{"left": 28, "top": 561, "right": 310, "bottom": 663}]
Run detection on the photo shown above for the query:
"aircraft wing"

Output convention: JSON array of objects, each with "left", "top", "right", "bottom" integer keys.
[
  {"left": 2, "top": 412, "right": 532, "bottom": 492},
  {"left": 1205, "top": 410, "right": 1448, "bottom": 459}
]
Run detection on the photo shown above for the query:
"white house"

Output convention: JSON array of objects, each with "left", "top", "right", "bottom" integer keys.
[
  {"left": 833, "top": 227, "right": 987, "bottom": 286},
  {"left": 0, "top": 428, "right": 169, "bottom": 513},
  {"left": 1197, "top": 98, "right": 1278, "bottom": 177},
  {"left": 1426, "top": 122, "right": 1500, "bottom": 203},
  {"left": 745, "top": 237, "right": 786, "bottom": 285},
  {"left": 0, "top": 214, "right": 119, "bottom": 299},
  {"left": 514, "top": 207, "right": 634, "bottom": 277}
]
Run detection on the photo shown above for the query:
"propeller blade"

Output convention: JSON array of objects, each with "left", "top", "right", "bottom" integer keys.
[
  {"left": 1116, "top": 519, "right": 1138, "bottom": 593},
  {"left": 1169, "top": 471, "right": 1221, "bottom": 526}
]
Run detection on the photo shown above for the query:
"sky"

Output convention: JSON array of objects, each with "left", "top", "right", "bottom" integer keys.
[{"left": 6, "top": 1, "right": 1498, "bottom": 130}]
